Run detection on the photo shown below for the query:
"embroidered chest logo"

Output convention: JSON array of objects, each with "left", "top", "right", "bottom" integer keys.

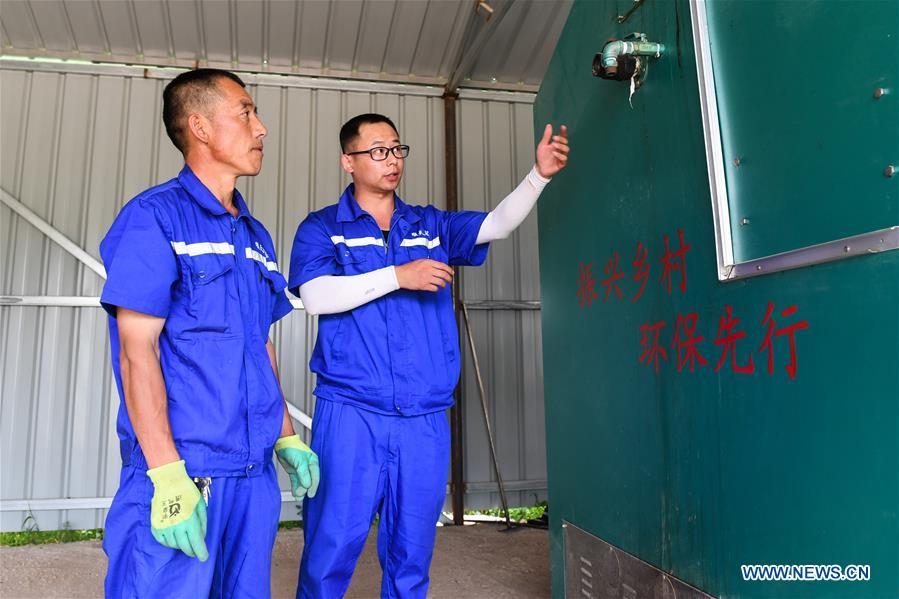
[{"left": 254, "top": 241, "right": 269, "bottom": 260}]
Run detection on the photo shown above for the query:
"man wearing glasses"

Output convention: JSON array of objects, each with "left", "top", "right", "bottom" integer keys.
[{"left": 288, "top": 113, "right": 569, "bottom": 598}]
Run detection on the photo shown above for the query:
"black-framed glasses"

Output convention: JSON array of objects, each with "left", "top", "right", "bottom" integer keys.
[{"left": 345, "top": 145, "right": 410, "bottom": 161}]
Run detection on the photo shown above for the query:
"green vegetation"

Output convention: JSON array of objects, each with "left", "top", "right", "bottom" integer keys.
[
  {"left": 1, "top": 504, "right": 545, "bottom": 546},
  {"left": 1, "top": 528, "right": 104, "bottom": 547},
  {"left": 465, "top": 501, "right": 547, "bottom": 522}
]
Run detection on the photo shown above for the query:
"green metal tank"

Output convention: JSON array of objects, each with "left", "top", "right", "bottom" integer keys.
[{"left": 534, "top": 0, "right": 898, "bottom": 597}]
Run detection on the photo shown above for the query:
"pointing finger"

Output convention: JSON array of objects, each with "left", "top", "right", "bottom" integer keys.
[{"left": 540, "top": 123, "right": 552, "bottom": 145}]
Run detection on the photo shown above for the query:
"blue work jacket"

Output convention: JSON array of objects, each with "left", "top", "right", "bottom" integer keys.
[
  {"left": 100, "top": 165, "right": 294, "bottom": 477},
  {"left": 288, "top": 184, "right": 489, "bottom": 416}
]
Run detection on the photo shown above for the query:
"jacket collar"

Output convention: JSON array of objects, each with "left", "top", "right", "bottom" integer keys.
[
  {"left": 177, "top": 165, "right": 251, "bottom": 220},
  {"left": 336, "top": 183, "right": 421, "bottom": 226}
]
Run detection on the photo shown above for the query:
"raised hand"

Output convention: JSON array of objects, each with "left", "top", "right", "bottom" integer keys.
[{"left": 535, "top": 124, "right": 569, "bottom": 179}]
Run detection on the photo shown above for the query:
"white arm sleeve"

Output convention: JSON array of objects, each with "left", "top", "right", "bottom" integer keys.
[
  {"left": 475, "top": 165, "right": 551, "bottom": 244},
  {"left": 299, "top": 266, "right": 399, "bottom": 316}
]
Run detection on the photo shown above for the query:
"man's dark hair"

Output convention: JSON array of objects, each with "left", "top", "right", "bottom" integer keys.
[
  {"left": 163, "top": 69, "right": 246, "bottom": 153},
  {"left": 339, "top": 113, "right": 399, "bottom": 153}
]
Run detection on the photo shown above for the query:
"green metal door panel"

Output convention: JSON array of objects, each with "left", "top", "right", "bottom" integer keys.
[
  {"left": 535, "top": 1, "right": 899, "bottom": 597},
  {"left": 706, "top": 0, "right": 899, "bottom": 261}
]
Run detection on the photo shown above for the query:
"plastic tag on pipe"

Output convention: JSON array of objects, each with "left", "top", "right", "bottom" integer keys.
[{"left": 629, "top": 73, "right": 636, "bottom": 108}]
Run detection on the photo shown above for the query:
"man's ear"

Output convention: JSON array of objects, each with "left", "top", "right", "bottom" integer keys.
[
  {"left": 187, "top": 113, "right": 210, "bottom": 146},
  {"left": 340, "top": 153, "right": 354, "bottom": 174}
]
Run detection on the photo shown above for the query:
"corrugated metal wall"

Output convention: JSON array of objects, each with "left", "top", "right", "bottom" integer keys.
[
  {"left": 0, "top": 63, "right": 544, "bottom": 531},
  {"left": 457, "top": 98, "right": 546, "bottom": 510}
]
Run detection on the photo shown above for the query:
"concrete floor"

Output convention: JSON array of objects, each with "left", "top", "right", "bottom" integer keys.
[{"left": 0, "top": 524, "right": 549, "bottom": 598}]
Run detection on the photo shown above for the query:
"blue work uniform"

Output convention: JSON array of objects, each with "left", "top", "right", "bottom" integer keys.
[
  {"left": 100, "top": 165, "right": 294, "bottom": 598},
  {"left": 288, "top": 184, "right": 489, "bottom": 598}
]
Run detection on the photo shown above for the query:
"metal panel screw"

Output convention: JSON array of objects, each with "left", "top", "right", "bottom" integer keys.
[
  {"left": 733, "top": 158, "right": 742, "bottom": 166},
  {"left": 874, "top": 88, "right": 886, "bottom": 99},
  {"left": 741, "top": 217, "right": 750, "bottom": 225},
  {"left": 844, "top": 245, "right": 851, "bottom": 252},
  {"left": 886, "top": 165, "right": 896, "bottom": 178}
]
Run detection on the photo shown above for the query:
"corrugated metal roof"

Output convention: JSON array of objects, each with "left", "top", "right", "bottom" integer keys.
[{"left": 0, "top": 0, "right": 572, "bottom": 92}]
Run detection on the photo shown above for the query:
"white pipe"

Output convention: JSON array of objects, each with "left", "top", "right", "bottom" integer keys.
[
  {"left": 1, "top": 478, "right": 549, "bottom": 512},
  {"left": 0, "top": 296, "right": 305, "bottom": 310},
  {"left": 0, "top": 296, "right": 101, "bottom": 307},
  {"left": 285, "top": 401, "right": 313, "bottom": 431},
  {"left": 1, "top": 187, "right": 107, "bottom": 280},
  {"left": 0, "top": 56, "right": 446, "bottom": 97},
  {"left": 1, "top": 492, "right": 300, "bottom": 512}
]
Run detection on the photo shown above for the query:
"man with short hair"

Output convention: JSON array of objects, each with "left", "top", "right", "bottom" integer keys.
[
  {"left": 100, "top": 68, "right": 319, "bottom": 598},
  {"left": 289, "top": 113, "right": 569, "bottom": 598}
]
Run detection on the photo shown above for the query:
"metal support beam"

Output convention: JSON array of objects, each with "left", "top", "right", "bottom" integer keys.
[
  {"left": 456, "top": 87, "right": 536, "bottom": 104},
  {"left": 464, "top": 299, "right": 540, "bottom": 310},
  {"left": 0, "top": 295, "right": 305, "bottom": 310},
  {"left": 0, "top": 479, "right": 548, "bottom": 513},
  {"left": 0, "top": 54, "right": 540, "bottom": 94},
  {"left": 1, "top": 187, "right": 106, "bottom": 280},
  {"left": 445, "top": 0, "right": 515, "bottom": 93},
  {"left": 0, "top": 296, "right": 101, "bottom": 307},
  {"left": 285, "top": 401, "right": 313, "bottom": 432},
  {"left": 444, "top": 91, "right": 467, "bottom": 526},
  {"left": 1, "top": 491, "right": 306, "bottom": 512}
]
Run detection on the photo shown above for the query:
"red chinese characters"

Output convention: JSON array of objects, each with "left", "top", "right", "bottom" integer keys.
[
  {"left": 601, "top": 252, "right": 625, "bottom": 301},
  {"left": 671, "top": 313, "right": 708, "bottom": 373},
  {"left": 576, "top": 261, "right": 599, "bottom": 309},
  {"left": 659, "top": 229, "right": 691, "bottom": 295},
  {"left": 636, "top": 303, "right": 809, "bottom": 379},
  {"left": 576, "top": 231, "right": 691, "bottom": 307},
  {"left": 575, "top": 231, "right": 809, "bottom": 380},
  {"left": 713, "top": 304, "right": 755, "bottom": 374},
  {"left": 639, "top": 320, "right": 668, "bottom": 373},
  {"left": 759, "top": 301, "right": 810, "bottom": 380},
  {"left": 631, "top": 242, "right": 649, "bottom": 302}
]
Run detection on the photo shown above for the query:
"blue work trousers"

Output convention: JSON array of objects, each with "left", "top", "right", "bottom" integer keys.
[
  {"left": 298, "top": 399, "right": 450, "bottom": 599},
  {"left": 103, "top": 461, "right": 281, "bottom": 598}
]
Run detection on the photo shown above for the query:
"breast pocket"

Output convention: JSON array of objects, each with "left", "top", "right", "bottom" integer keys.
[
  {"left": 180, "top": 254, "right": 235, "bottom": 335},
  {"left": 253, "top": 258, "right": 288, "bottom": 294},
  {"left": 250, "top": 257, "right": 289, "bottom": 330},
  {"left": 400, "top": 238, "right": 444, "bottom": 265},
  {"left": 335, "top": 246, "right": 367, "bottom": 274}
]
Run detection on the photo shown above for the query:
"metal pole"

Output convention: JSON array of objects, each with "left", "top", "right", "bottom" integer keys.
[
  {"left": 443, "top": 91, "right": 466, "bottom": 526},
  {"left": 461, "top": 303, "right": 513, "bottom": 529},
  {"left": 0, "top": 187, "right": 107, "bottom": 279}
]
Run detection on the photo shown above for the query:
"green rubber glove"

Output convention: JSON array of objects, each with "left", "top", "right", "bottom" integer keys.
[
  {"left": 146, "top": 460, "right": 209, "bottom": 561},
  {"left": 275, "top": 434, "right": 320, "bottom": 501}
]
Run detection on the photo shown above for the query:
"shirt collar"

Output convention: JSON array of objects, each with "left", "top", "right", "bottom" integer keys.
[
  {"left": 336, "top": 183, "right": 421, "bottom": 225},
  {"left": 231, "top": 188, "right": 252, "bottom": 220},
  {"left": 177, "top": 164, "right": 250, "bottom": 219},
  {"left": 336, "top": 184, "right": 366, "bottom": 223}
]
